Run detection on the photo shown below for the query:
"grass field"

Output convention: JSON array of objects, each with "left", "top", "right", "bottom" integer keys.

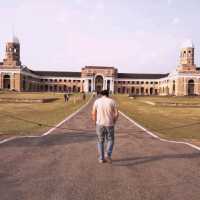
[
  {"left": 114, "top": 95, "right": 200, "bottom": 140},
  {"left": 0, "top": 92, "right": 90, "bottom": 136}
]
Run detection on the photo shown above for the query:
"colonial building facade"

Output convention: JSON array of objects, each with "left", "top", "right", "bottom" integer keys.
[{"left": 0, "top": 37, "right": 200, "bottom": 96}]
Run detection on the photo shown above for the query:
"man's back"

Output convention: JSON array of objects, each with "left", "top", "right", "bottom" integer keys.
[
  {"left": 92, "top": 90, "right": 119, "bottom": 163},
  {"left": 93, "top": 96, "right": 117, "bottom": 127}
]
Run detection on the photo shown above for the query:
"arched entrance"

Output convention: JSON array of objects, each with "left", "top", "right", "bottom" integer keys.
[
  {"left": 3, "top": 75, "right": 11, "bottom": 89},
  {"left": 188, "top": 79, "right": 195, "bottom": 95},
  {"left": 95, "top": 75, "right": 103, "bottom": 94},
  {"left": 150, "top": 87, "right": 154, "bottom": 95}
]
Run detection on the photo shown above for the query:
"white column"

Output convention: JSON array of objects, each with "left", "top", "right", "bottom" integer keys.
[
  {"left": 84, "top": 78, "right": 89, "bottom": 92},
  {"left": 91, "top": 78, "right": 94, "bottom": 92},
  {"left": 103, "top": 79, "right": 107, "bottom": 90},
  {"left": 110, "top": 79, "right": 114, "bottom": 93},
  {"left": 93, "top": 77, "right": 95, "bottom": 92}
]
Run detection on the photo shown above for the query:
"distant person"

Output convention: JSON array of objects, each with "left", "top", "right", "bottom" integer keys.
[
  {"left": 66, "top": 94, "right": 69, "bottom": 102},
  {"left": 64, "top": 93, "right": 69, "bottom": 102},
  {"left": 92, "top": 90, "right": 119, "bottom": 164}
]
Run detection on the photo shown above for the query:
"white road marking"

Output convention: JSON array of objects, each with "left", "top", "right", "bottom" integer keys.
[
  {"left": 119, "top": 111, "right": 200, "bottom": 151},
  {"left": 0, "top": 97, "right": 92, "bottom": 145}
]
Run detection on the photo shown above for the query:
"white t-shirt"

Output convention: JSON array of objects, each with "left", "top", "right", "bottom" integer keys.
[{"left": 93, "top": 96, "right": 117, "bottom": 126}]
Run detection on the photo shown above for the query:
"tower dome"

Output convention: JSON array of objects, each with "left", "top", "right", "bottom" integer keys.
[
  {"left": 181, "top": 39, "right": 194, "bottom": 49},
  {"left": 12, "top": 36, "right": 20, "bottom": 44},
  {"left": 6, "top": 34, "right": 20, "bottom": 44}
]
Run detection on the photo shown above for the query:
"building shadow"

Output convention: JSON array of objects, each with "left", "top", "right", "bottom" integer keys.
[
  {"left": 0, "top": 132, "right": 96, "bottom": 148},
  {"left": 113, "top": 152, "right": 200, "bottom": 167}
]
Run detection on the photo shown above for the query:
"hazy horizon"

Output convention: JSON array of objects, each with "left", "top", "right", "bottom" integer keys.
[{"left": 0, "top": 0, "right": 200, "bottom": 73}]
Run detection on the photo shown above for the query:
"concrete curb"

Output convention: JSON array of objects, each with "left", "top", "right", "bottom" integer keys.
[{"left": 119, "top": 111, "right": 200, "bottom": 151}]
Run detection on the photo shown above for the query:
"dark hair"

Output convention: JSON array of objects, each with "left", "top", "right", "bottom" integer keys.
[{"left": 100, "top": 90, "right": 109, "bottom": 97}]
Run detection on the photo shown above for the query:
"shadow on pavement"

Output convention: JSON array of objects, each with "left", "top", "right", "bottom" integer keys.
[
  {"left": 113, "top": 152, "right": 200, "bottom": 166},
  {"left": 0, "top": 132, "right": 96, "bottom": 148}
]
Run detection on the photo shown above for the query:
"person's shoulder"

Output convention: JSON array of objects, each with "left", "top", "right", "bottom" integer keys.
[
  {"left": 108, "top": 98, "right": 117, "bottom": 106},
  {"left": 94, "top": 98, "right": 101, "bottom": 105},
  {"left": 108, "top": 97, "right": 116, "bottom": 103}
]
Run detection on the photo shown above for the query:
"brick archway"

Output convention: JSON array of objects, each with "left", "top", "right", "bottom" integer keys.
[
  {"left": 188, "top": 79, "right": 195, "bottom": 95},
  {"left": 95, "top": 75, "right": 103, "bottom": 94},
  {"left": 3, "top": 74, "right": 11, "bottom": 89}
]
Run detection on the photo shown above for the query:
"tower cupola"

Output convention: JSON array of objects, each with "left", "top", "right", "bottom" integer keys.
[
  {"left": 3, "top": 35, "right": 21, "bottom": 67},
  {"left": 177, "top": 40, "right": 196, "bottom": 72}
]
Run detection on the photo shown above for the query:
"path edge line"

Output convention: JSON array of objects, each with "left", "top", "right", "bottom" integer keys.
[
  {"left": 119, "top": 110, "right": 200, "bottom": 151},
  {"left": 0, "top": 96, "right": 93, "bottom": 145},
  {"left": 42, "top": 96, "right": 92, "bottom": 136}
]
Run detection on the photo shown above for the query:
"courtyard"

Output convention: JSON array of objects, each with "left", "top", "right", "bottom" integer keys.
[
  {"left": 0, "top": 94, "right": 200, "bottom": 200},
  {"left": 1, "top": 92, "right": 200, "bottom": 145}
]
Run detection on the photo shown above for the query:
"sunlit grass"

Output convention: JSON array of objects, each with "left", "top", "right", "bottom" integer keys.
[
  {"left": 0, "top": 92, "right": 90, "bottom": 136},
  {"left": 114, "top": 95, "right": 200, "bottom": 140}
]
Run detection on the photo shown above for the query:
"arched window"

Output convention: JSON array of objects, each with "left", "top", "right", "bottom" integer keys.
[
  {"left": 141, "top": 87, "right": 144, "bottom": 95},
  {"left": 131, "top": 87, "right": 135, "bottom": 94},
  {"left": 173, "top": 80, "right": 175, "bottom": 94},
  {"left": 3, "top": 75, "right": 10, "bottom": 89},
  {"left": 118, "top": 88, "right": 121, "bottom": 93},
  {"left": 188, "top": 79, "right": 195, "bottom": 96}
]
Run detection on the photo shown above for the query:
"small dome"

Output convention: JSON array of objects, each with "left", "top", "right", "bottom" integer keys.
[
  {"left": 181, "top": 39, "right": 194, "bottom": 48},
  {"left": 7, "top": 34, "right": 20, "bottom": 44},
  {"left": 12, "top": 36, "right": 20, "bottom": 44}
]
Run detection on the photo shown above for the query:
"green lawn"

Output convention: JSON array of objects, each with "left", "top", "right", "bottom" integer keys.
[
  {"left": 0, "top": 92, "right": 90, "bottom": 136},
  {"left": 114, "top": 95, "right": 200, "bottom": 140}
]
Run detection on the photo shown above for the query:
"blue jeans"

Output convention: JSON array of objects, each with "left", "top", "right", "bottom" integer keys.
[{"left": 96, "top": 125, "right": 115, "bottom": 160}]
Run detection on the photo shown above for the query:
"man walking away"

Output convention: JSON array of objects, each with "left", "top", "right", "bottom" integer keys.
[{"left": 92, "top": 90, "right": 119, "bottom": 164}]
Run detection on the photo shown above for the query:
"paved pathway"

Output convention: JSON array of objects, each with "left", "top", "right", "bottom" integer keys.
[{"left": 0, "top": 99, "right": 200, "bottom": 200}]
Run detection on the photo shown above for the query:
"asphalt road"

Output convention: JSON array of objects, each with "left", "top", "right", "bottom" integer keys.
[{"left": 0, "top": 99, "right": 200, "bottom": 200}]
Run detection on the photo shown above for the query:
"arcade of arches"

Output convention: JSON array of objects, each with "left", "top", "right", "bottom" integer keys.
[{"left": 1, "top": 38, "right": 200, "bottom": 96}]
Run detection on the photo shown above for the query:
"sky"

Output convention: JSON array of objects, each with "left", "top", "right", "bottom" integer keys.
[{"left": 0, "top": 0, "right": 200, "bottom": 73}]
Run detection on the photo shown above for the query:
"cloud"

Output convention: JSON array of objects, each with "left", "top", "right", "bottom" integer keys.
[
  {"left": 96, "top": 1, "right": 105, "bottom": 10},
  {"left": 167, "top": 0, "right": 173, "bottom": 6},
  {"left": 172, "top": 17, "right": 180, "bottom": 25}
]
